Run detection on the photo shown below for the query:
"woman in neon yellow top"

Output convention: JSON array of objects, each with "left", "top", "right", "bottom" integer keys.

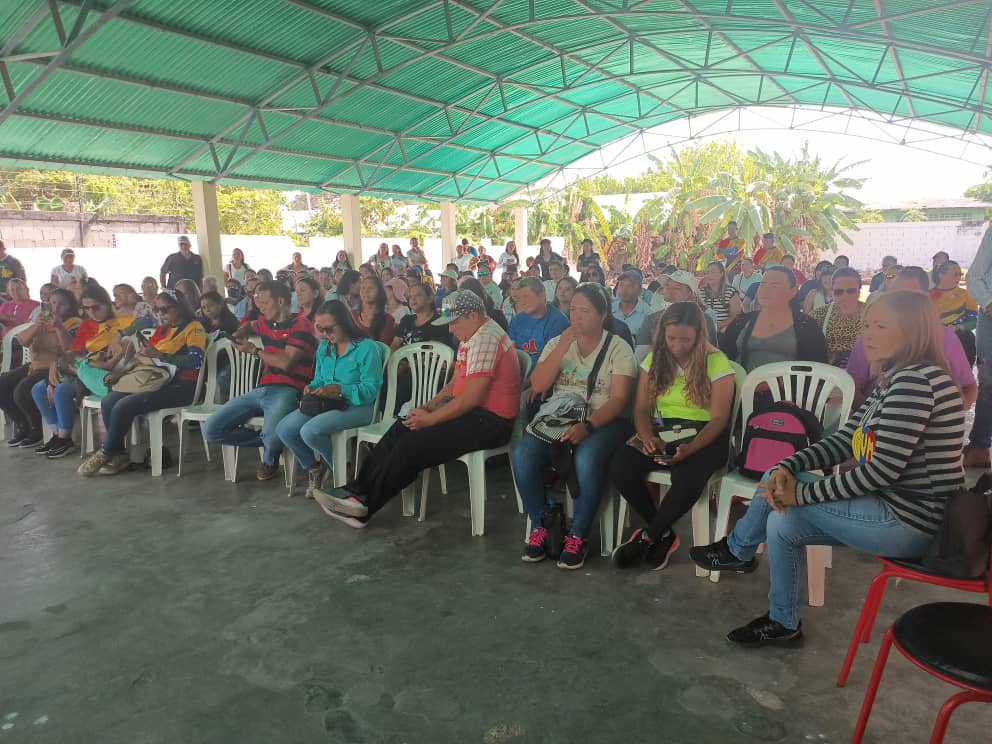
[{"left": 609, "top": 302, "right": 736, "bottom": 571}]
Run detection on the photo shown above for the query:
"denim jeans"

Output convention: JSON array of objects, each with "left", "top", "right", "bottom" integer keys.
[
  {"left": 969, "top": 311, "right": 992, "bottom": 448},
  {"left": 31, "top": 379, "right": 79, "bottom": 437},
  {"left": 727, "top": 470, "right": 932, "bottom": 629},
  {"left": 100, "top": 380, "right": 196, "bottom": 453},
  {"left": 513, "top": 419, "right": 631, "bottom": 538},
  {"left": 275, "top": 404, "right": 374, "bottom": 472},
  {"left": 202, "top": 385, "right": 300, "bottom": 466}
]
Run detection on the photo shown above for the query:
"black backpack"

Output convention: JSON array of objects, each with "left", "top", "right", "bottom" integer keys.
[{"left": 736, "top": 400, "right": 824, "bottom": 480}]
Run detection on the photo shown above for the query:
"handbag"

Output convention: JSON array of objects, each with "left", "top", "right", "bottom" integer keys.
[
  {"left": 112, "top": 356, "right": 174, "bottom": 394},
  {"left": 299, "top": 392, "right": 349, "bottom": 417},
  {"left": 526, "top": 332, "right": 613, "bottom": 444},
  {"left": 922, "top": 473, "right": 992, "bottom": 580},
  {"left": 75, "top": 357, "right": 111, "bottom": 397}
]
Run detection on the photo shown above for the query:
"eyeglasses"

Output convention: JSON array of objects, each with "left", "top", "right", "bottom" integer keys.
[
  {"left": 315, "top": 324, "right": 337, "bottom": 335},
  {"left": 81, "top": 303, "right": 103, "bottom": 312},
  {"left": 833, "top": 287, "right": 860, "bottom": 296}
]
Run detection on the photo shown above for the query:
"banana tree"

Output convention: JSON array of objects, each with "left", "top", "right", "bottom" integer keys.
[{"left": 685, "top": 172, "right": 772, "bottom": 265}]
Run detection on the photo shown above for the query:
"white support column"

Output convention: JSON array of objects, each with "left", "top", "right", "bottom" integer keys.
[
  {"left": 513, "top": 205, "right": 528, "bottom": 253},
  {"left": 191, "top": 181, "right": 222, "bottom": 280},
  {"left": 340, "top": 194, "right": 362, "bottom": 268},
  {"left": 440, "top": 201, "right": 456, "bottom": 267}
]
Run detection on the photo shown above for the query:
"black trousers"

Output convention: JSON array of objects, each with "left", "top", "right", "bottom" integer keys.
[
  {"left": 609, "top": 428, "right": 730, "bottom": 541},
  {"left": 352, "top": 407, "right": 514, "bottom": 517},
  {"left": 0, "top": 366, "right": 46, "bottom": 433}
]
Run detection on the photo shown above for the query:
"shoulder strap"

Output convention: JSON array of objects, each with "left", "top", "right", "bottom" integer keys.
[
  {"left": 586, "top": 332, "right": 614, "bottom": 399},
  {"left": 821, "top": 301, "right": 834, "bottom": 333}
]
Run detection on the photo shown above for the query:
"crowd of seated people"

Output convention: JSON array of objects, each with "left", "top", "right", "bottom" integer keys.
[{"left": 0, "top": 228, "right": 988, "bottom": 651}]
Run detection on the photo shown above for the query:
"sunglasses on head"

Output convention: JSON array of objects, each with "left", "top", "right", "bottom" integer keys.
[{"left": 833, "top": 287, "right": 859, "bottom": 296}]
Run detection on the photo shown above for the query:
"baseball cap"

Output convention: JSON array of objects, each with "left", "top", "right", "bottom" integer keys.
[
  {"left": 619, "top": 268, "right": 643, "bottom": 287},
  {"left": 667, "top": 269, "right": 701, "bottom": 296},
  {"left": 177, "top": 235, "right": 191, "bottom": 245},
  {"left": 432, "top": 289, "right": 486, "bottom": 325}
]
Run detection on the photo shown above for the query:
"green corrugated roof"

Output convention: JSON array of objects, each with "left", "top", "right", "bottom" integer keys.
[{"left": 0, "top": 0, "right": 990, "bottom": 202}]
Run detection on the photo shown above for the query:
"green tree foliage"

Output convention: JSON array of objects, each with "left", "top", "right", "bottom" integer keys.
[
  {"left": 900, "top": 208, "right": 928, "bottom": 222},
  {"left": 855, "top": 209, "right": 885, "bottom": 223}
]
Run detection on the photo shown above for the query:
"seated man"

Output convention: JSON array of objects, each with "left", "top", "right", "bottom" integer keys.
[
  {"left": 846, "top": 266, "right": 977, "bottom": 408},
  {"left": 612, "top": 270, "right": 652, "bottom": 340},
  {"left": 508, "top": 276, "right": 569, "bottom": 372},
  {"left": 635, "top": 270, "right": 718, "bottom": 363},
  {"left": 202, "top": 280, "right": 317, "bottom": 480},
  {"left": 315, "top": 290, "right": 522, "bottom": 527}
]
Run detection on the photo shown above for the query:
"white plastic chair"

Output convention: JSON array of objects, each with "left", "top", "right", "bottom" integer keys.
[
  {"left": 709, "top": 361, "right": 856, "bottom": 607},
  {"left": 177, "top": 338, "right": 241, "bottom": 475},
  {"left": 612, "top": 361, "right": 747, "bottom": 575},
  {"left": 0, "top": 322, "right": 32, "bottom": 437},
  {"left": 284, "top": 342, "right": 392, "bottom": 494},
  {"left": 417, "top": 348, "right": 532, "bottom": 536}
]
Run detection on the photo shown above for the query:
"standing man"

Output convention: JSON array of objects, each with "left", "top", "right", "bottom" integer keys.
[
  {"left": 508, "top": 276, "right": 569, "bottom": 372},
  {"left": 453, "top": 242, "right": 475, "bottom": 273},
  {"left": 752, "top": 232, "right": 783, "bottom": 267},
  {"left": 160, "top": 235, "right": 203, "bottom": 290},
  {"left": 964, "top": 228, "right": 992, "bottom": 468},
  {"left": 202, "top": 281, "right": 317, "bottom": 481},
  {"left": 717, "top": 221, "right": 746, "bottom": 275},
  {"left": 870, "top": 255, "right": 898, "bottom": 293},
  {"left": 0, "top": 239, "right": 26, "bottom": 296}
]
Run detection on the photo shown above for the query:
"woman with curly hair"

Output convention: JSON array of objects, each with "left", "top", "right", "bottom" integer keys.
[{"left": 609, "top": 301, "right": 736, "bottom": 571}]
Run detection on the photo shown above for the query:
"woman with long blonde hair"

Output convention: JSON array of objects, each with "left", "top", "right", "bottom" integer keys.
[
  {"left": 609, "top": 301, "right": 736, "bottom": 571},
  {"left": 691, "top": 290, "right": 964, "bottom": 646}
]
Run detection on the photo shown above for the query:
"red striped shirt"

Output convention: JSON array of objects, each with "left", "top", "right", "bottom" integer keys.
[{"left": 251, "top": 314, "right": 316, "bottom": 391}]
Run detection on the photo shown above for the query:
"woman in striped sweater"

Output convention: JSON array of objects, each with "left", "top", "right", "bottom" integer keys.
[{"left": 691, "top": 290, "right": 965, "bottom": 646}]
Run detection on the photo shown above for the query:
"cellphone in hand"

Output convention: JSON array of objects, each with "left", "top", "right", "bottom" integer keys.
[{"left": 40, "top": 301, "right": 52, "bottom": 315}]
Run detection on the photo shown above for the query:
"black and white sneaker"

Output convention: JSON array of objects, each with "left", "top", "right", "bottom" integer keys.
[
  {"left": 46, "top": 436, "right": 76, "bottom": 459},
  {"left": 7, "top": 429, "right": 27, "bottom": 447},
  {"left": 645, "top": 530, "right": 680, "bottom": 571},
  {"left": 727, "top": 614, "right": 803, "bottom": 646},
  {"left": 18, "top": 430, "right": 43, "bottom": 448},
  {"left": 688, "top": 537, "right": 757, "bottom": 574},
  {"left": 35, "top": 435, "right": 60, "bottom": 455},
  {"left": 612, "top": 528, "right": 650, "bottom": 568}
]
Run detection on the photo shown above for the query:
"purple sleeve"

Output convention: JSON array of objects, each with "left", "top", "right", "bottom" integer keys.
[
  {"left": 942, "top": 327, "right": 976, "bottom": 386},
  {"left": 844, "top": 338, "right": 871, "bottom": 388}
]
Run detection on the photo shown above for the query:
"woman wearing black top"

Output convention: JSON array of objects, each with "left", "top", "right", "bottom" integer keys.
[
  {"left": 199, "top": 291, "right": 239, "bottom": 337},
  {"left": 391, "top": 283, "right": 454, "bottom": 351}
]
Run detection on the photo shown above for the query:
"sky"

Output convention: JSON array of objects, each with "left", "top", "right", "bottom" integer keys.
[{"left": 550, "top": 107, "right": 992, "bottom": 206}]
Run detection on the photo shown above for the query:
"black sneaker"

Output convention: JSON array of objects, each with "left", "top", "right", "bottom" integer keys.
[
  {"left": 612, "top": 528, "right": 650, "bottom": 568},
  {"left": 35, "top": 435, "right": 61, "bottom": 455},
  {"left": 46, "top": 437, "right": 76, "bottom": 459},
  {"left": 18, "top": 430, "right": 43, "bottom": 448},
  {"left": 645, "top": 530, "right": 680, "bottom": 571},
  {"left": 7, "top": 428, "right": 28, "bottom": 447},
  {"left": 727, "top": 613, "right": 803, "bottom": 646},
  {"left": 556, "top": 534, "right": 589, "bottom": 570},
  {"left": 688, "top": 537, "right": 757, "bottom": 574},
  {"left": 521, "top": 527, "right": 548, "bottom": 562}
]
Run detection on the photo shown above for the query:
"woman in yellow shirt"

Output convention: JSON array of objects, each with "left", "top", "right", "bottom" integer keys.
[{"left": 930, "top": 260, "right": 978, "bottom": 365}]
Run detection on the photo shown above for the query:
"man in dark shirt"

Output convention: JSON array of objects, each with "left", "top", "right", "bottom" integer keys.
[
  {"left": 0, "top": 239, "right": 27, "bottom": 297},
  {"left": 160, "top": 235, "right": 204, "bottom": 290},
  {"left": 202, "top": 281, "right": 316, "bottom": 481}
]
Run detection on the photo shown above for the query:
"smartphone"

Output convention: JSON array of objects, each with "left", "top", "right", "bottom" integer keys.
[{"left": 40, "top": 301, "right": 52, "bottom": 315}]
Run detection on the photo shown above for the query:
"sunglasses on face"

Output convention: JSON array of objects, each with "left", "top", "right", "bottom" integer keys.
[
  {"left": 833, "top": 287, "right": 859, "bottom": 296},
  {"left": 315, "top": 324, "right": 337, "bottom": 335}
]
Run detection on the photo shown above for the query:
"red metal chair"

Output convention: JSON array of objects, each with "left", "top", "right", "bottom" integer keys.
[
  {"left": 836, "top": 550, "right": 991, "bottom": 687},
  {"left": 851, "top": 602, "right": 992, "bottom": 744}
]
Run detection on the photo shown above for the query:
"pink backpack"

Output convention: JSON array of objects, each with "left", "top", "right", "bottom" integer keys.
[{"left": 736, "top": 401, "right": 824, "bottom": 480}]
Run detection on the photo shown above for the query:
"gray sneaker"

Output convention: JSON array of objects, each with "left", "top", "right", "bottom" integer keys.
[{"left": 98, "top": 452, "right": 132, "bottom": 476}]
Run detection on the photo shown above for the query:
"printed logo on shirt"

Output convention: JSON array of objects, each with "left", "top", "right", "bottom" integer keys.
[
  {"left": 851, "top": 424, "right": 876, "bottom": 465},
  {"left": 519, "top": 338, "right": 538, "bottom": 354}
]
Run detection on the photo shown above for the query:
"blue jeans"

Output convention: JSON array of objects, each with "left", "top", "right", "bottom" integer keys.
[
  {"left": 969, "top": 311, "right": 992, "bottom": 448},
  {"left": 202, "top": 385, "right": 300, "bottom": 466},
  {"left": 31, "top": 379, "right": 79, "bottom": 437},
  {"left": 728, "top": 470, "right": 932, "bottom": 629},
  {"left": 275, "top": 404, "right": 374, "bottom": 471},
  {"left": 100, "top": 380, "right": 196, "bottom": 453},
  {"left": 512, "top": 419, "right": 630, "bottom": 538}
]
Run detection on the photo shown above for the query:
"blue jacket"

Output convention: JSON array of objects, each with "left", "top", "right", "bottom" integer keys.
[{"left": 312, "top": 337, "right": 383, "bottom": 407}]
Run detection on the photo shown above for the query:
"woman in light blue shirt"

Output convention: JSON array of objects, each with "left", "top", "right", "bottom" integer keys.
[{"left": 276, "top": 300, "right": 384, "bottom": 497}]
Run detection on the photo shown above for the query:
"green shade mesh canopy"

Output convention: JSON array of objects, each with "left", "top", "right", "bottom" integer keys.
[{"left": 1, "top": 0, "right": 990, "bottom": 202}]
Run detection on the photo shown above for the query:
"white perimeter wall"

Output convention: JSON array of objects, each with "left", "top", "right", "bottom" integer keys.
[{"left": 832, "top": 220, "right": 988, "bottom": 271}]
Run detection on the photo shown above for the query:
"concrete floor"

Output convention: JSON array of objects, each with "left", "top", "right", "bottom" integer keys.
[{"left": 1, "top": 442, "right": 990, "bottom": 744}]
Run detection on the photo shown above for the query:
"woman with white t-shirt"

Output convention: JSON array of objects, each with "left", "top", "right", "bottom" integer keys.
[
  {"left": 224, "top": 248, "right": 251, "bottom": 284},
  {"left": 50, "top": 249, "right": 87, "bottom": 289},
  {"left": 513, "top": 283, "right": 637, "bottom": 570}
]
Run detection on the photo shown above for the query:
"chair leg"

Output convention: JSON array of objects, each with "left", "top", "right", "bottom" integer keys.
[
  {"left": 467, "top": 456, "right": 486, "bottom": 536},
  {"left": 149, "top": 419, "right": 163, "bottom": 477},
  {"left": 599, "top": 491, "right": 615, "bottom": 557},
  {"left": 285, "top": 456, "right": 296, "bottom": 497},
  {"left": 331, "top": 434, "right": 350, "bottom": 487},
  {"left": 615, "top": 496, "right": 628, "bottom": 548},
  {"left": 837, "top": 572, "right": 891, "bottom": 687},
  {"left": 81, "top": 409, "right": 93, "bottom": 456},
  {"left": 177, "top": 420, "right": 186, "bottom": 477},
  {"left": 201, "top": 428, "right": 211, "bottom": 462},
  {"left": 691, "top": 497, "right": 711, "bottom": 578},
  {"left": 850, "top": 626, "right": 895, "bottom": 744},
  {"left": 806, "top": 545, "right": 830, "bottom": 607},
  {"left": 929, "top": 691, "right": 990, "bottom": 744},
  {"left": 438, "top": 463, "right": 448, "bottom": 495},
  {"left": 417, "top": 469, "right": 430, "bottom": 521},
  {"left": 222, "top": 445, "right": 238, "bottom": 482},
  {"left": 509, "top": 459, "right": 524, "bottom": 514},
  {"left": 710, "top": 485, "right": 737, "bottom": 584},
  {"left": 524, "top": 515, "right": 532, "bottom": 543}
]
